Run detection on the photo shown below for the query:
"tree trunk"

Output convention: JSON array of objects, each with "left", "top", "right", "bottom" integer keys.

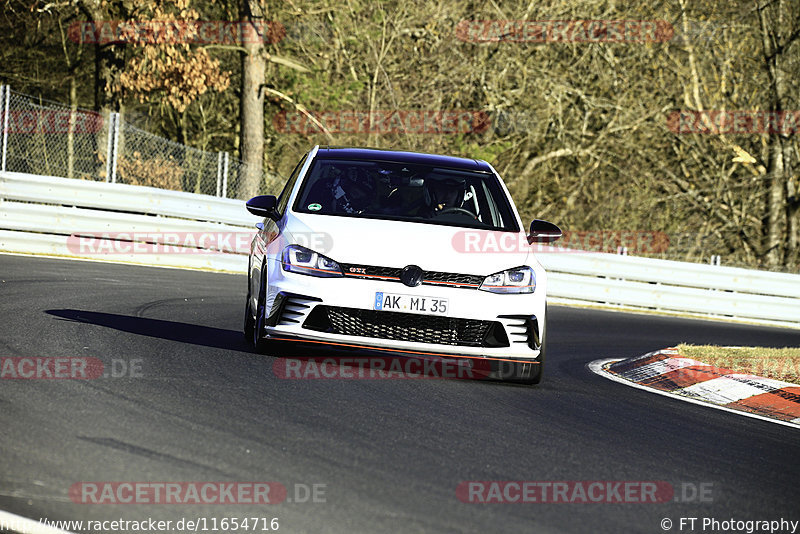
[
  {"left": 76, "top": 1, "right": 125, "bottom": 112},
  {"left": 756, "top": 0, "right": 794, "bottom": 267},
  {"left": 239, "top": 0, "right": 267, "bottom": 199},
  {"left": 94, "top": 42, "right": 126, "bottom": 112},
  {"left": 788, "top": 182, "right": 799, "bottom": 267},
  {"left": 765, "top": 142, "right": 786, "bottom": 266}
]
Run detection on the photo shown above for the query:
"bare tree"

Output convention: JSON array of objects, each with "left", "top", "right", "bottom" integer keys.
[
  {"left": 755, "top": 0, "right": 799, "bottom": 266},
  {"left": 238, "top": 0, "right": 267, "bottom": 199}
]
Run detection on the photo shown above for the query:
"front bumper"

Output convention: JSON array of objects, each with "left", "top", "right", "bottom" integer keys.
[{"left": 261, "top": 261, "right": 545, "bottom": 361}]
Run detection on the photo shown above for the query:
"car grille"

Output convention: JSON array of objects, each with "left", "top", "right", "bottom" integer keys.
[
  {"left": 422, "top": 270, "right": 482, "bottom": 288},
  {"left": 303, "top": 306, "right": 508, "bottom": 347},
  {"left": 340, "top": 263, "right": 483, "bottom": 290}
]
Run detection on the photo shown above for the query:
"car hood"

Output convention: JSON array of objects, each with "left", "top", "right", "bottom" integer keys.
[{"left": 284, "top": 212, "right": 535, "bottom": 276}]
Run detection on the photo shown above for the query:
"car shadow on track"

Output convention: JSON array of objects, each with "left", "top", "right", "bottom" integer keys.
[
  {"left": 45, "top": 309, "right": 541, "bottom": 386},
  {"left": 46, "top": 308, "right": 253, "bottom": 353}
]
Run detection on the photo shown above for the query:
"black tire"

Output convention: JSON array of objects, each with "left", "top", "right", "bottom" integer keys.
[
  {"left": 247, "top": 263, "right": 272, "bottom": 354},
  {"left": 527, "top": 320, "right": 546, "bottom": 385},
  {"left": 244, "top": 259, "right": 255, "bottom": 342},
  {"left": 252, "top": 280, "right": 271, "bottom": 354},
  {"left": 244, "top": 294, "right": 255, "bottom": 342}
]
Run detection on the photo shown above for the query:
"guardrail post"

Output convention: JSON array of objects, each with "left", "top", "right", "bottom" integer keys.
[
  {"left": 110, "top": 112, "right": 120, "bottom": 184},
  {"left": 1, "top": 85, "right": 9, "bottom": 172},
  {"left": 221, "top": 151, "right": 229, "bottom": 198},
  {"left": 216, "top": 151, "right": 223, "bottom": 197},
  {"left": 104, "top": 111, "right": 114, "bottom": 182}
]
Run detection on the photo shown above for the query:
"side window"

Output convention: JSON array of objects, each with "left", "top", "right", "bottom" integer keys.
[{"left": 276, "top": 155, "right": 307, "bottom": 216}]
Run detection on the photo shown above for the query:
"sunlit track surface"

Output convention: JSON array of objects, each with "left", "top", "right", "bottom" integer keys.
[{"left": 1, "top": 254, "right": 799, "bottom": 534}]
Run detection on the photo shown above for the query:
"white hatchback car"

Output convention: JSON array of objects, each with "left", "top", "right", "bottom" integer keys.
[{"left": 244, "top": 146, "right": 560, "bottom": 384}]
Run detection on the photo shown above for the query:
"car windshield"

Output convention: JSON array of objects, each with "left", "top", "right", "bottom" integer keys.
[{"left": 293, "top": 158, "right": 519, "bottom": 231}]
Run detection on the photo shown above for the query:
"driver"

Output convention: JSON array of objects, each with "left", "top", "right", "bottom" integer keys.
[{"left": 424, "top": 178, "right": 471, "bottom": 216}]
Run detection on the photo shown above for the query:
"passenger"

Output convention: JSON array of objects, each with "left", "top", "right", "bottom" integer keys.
[{"left": 304, "top": 165, "right": 376, "bottom": 215}]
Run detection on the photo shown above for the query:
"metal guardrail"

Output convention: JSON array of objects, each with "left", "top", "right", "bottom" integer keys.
[
  {"left": 0, "top": 171, "right": 253, "bottom": 272},
  {"left": 537, "top": 251, "right": 800, "bottom": 327},
  {"left": 1, "top": 171, "right": 251, "bottom": 226},
  {"left": 0, "top": 229, "right": 249, "bottom": 273},
  {"left": 539, "top": 252, "right": 800, "bottom": 299},
  {"left": 2, "top": 170, "right": 799, "bottom": 328}
]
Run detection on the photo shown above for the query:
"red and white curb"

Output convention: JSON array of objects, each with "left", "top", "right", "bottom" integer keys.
[{"left": 589, "top": 348, "right": 800, "bottom": 430}]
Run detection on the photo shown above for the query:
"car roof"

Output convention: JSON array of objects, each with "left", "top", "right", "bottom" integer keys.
[{"left": 314, "top": 146, "right": 492, "bottom": 173}]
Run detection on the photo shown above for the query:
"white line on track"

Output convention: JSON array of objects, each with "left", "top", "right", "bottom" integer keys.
[
  {"left": 588, "top": 358, "right": 800, "bottom": 431},
  {"left": 0, "top": 251, "right": 244, "bottom": 276}
]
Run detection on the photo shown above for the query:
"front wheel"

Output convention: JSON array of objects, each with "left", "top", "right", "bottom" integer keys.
[
  {"left": 527, "top": 322, "right": 546, "bottom": 385},
  {"left": 247, "top": 268, "right": 271, "bottom": 354},
  {"left": 244, "top": 292, "right": 255, "bottom": 342},
  {"left": 252, "top": 288, "right": 271, "bottom": 354}
]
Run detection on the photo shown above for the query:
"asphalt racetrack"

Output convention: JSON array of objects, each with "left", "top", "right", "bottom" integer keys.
[{"left": 1, "top": 254, "right": 799, "bottom": 533}]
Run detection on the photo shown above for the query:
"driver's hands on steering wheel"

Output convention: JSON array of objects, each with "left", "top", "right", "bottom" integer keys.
[{"left": 433, "top": 205, "right": 477, "bottom": 218}]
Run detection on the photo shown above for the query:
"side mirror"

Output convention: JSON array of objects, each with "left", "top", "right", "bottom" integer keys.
[
  {"left": 246, "top": 195, "right": 280, "bottom": 221},
  {"left": 528, "top": 219, "right": 562, "bottom": 244}
]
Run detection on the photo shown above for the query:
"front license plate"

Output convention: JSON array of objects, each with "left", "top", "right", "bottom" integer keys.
[{"left": 374, "top": 292, "right": 449, "bottom": 316}]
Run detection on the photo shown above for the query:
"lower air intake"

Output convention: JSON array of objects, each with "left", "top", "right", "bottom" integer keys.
[{"left": 303, "top": 306, "right": 508, "bottom": 347}]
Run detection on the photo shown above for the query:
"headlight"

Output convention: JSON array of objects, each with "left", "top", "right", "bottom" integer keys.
[
  {"left": 479, "top": 266, "right": 535, "bottom": 294},
  {"left": 281, "top": 245, "right": 343, "bottom": 278}
]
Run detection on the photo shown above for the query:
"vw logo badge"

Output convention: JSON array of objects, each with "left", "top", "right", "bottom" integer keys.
[{"left": 400, "top": 265, "right": 424, "bottom": 287}]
